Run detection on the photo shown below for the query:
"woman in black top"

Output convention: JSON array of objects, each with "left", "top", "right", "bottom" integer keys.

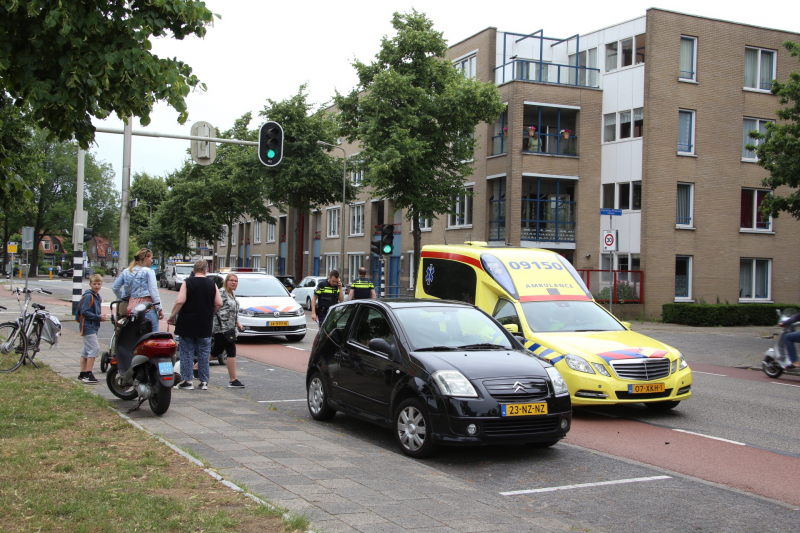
[{"left": 167, "top": 260, "right": 222, "bottom": 390}]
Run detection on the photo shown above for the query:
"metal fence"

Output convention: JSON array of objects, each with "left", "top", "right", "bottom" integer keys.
[{"left": 577, "top": 269, "right": 644, "bottom": 304}]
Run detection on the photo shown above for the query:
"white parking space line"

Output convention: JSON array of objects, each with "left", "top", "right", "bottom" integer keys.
[
  {"left": 282, "top": 345, "right": 308, "bottom": 351},
  {"left": 500, "top": 475, "right": 671, "bottom": 496},
  {"left": 693, "top": 371, "right": 728, "bottom": 377},
  {"left": 257, "top": 399, "right": 306, "bottom": 403},
  {"left": 672, "top": 429, "right": 746, "bottom": 445},
  {"left": 770, "top": 381, "right": 800, "bottom": 388}
]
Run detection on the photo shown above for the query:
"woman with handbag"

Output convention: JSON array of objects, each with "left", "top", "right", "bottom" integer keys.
[
  {"left": 112, "top": 248, "right": 163, "bottom": 331},
  {"left": 211, "top": 273, "right": 245, "bottom": 388}
]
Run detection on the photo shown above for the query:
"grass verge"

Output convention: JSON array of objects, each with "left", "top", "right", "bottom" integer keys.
[{"left": 0, "top": 364, "right": 303, "bottom": 532}]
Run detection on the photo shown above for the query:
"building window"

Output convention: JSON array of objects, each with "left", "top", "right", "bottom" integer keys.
[
  {"left": 325, "top": 254, "right": 339, "bottom": 274},
  {"left": 254, "top": 222, "right": 261, "bottom": 244},
  {"left": 744, "top": 47, "right": 775, "bottom": 91},
  {"left": 568, "top": 48, "right": 598, "bottom": 86},
  {"left": 251, "top": 255, "right": 261, "bottom": 270},
  {"left": 489, "top": 179, "right": 505, "bottom": 241},
  {"left": 678, "top": 110, "right": 695, "bottom": 154},
  {"left": 619, "top": 183, "right": 630, "bottom": 210},
  {"left": 220, "top": 226, "right": 226, "bottom": 247},
  {"left": 524, "top": 105, "right": 578, "bottom": 155},
  {"left": 43, "top": 240, "right": 50, "bottom": 251},
  {"left": 449, "top": 187, "right": 473, "bottom": 228},
  {"left": 350, "top": 204, "right": 364, "bottom": 236},
  {"left": 633, "top": 108, "right": 643, "bottom": 138},
  {"left": 327, "top": 208, "right": 340, "bottom": 238},
  {"left": 348, "top": 254, "right": 364, "bottom": 282},
  {"left": 218, "top": 256, "right": 225, "bottom": 269},
  {"left": 605, "top": 41, "right": 618, "bottom": 72},
  {"left": 267, "top": 222, "right": 275, "bottom": 243},
  {"left": 621, "top": 37, "right": 634, "bottom": 68},
  {"left": 492, "top": 110, "right": 508, "bottom": 156},
  {"left": 632, "top": 181, "right": 642, "bottom": 210},
  {"left": 454, "top": 54, "right": 476, "bottom": 79},
  {"left": 231, "top": 225, "right": 236, "bottom": 244},
  {"left": 676, "top": 183, "right": 694, "bottom": 227},
  {"left": 680, "top": 36, "right": 697, "bottom": 81},
  {"left": 740, "top": 189, "right": 771, "bottom": 231},
  {"left": 675, "top": 256, "right": 692, "bottom": 299},
  {"left": 265, "top": 255, "right": 275, "bottom": 275},
  {"left": 620, "top": 110, "right": 632, "bottom": 139},
  {"left": 602, "top": 183, "right": 615, "bottom": 209},
  {"left": 54, "top": 243, "right": 60, "bottom": 252},
  {"left": 604, "top": 113, "right": 616, "bottom": 142},
  {"left": 635, "top": 34, "right": 645, "bottom": 65},
  {"left": 742, "top": 118, "right": 771, "bottom": 160},
  {"left": 739, "top": 258, "right": 771, "bottom": 300},
  {"left": 351, "top": 168, "right": 363, "bottom": 186},
  {"left": 417, "top": 218, "right": 432, "bottom": 231}
]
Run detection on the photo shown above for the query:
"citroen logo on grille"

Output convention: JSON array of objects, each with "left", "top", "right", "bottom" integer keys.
[
  {"left": 273, "top": 311, "right": 281, "bottom": 318},
  {"left": 513, "top": 381, "right": 527, "bottom": 393}
]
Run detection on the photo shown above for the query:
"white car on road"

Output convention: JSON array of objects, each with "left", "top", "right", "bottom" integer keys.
[
  {"left": 291, "top": 276, "right": 328, "bottom": 310},
  {"left": 232, "top": 273, "right": 307, "bottom": 342}
]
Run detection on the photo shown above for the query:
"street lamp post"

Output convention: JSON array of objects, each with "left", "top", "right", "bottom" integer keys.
[{"left": 316, "top": 141, "right": 347, "bottom": 282}]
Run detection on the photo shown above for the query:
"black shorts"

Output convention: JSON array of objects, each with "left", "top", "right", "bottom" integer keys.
[{"left": 211, "top": 332, "right": 236, "bottom": 358}]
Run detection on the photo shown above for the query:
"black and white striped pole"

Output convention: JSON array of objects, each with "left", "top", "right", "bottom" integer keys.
[
  {"left": 71, "top": 149, "right": 86, "bottom": 315},
  {"left": 380, "top": 256, "right": 386, "bottom": 298}
]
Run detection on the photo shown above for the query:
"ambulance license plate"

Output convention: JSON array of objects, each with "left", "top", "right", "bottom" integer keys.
[
  {"left": 628, "top": 383, "right": 665, "bottom": 394},
  {"left": 269, "top": 321, "right": 289, "bottom": 327},
  {"left": 158, "top": 362, "right": 174, "bottom": 376},
  {"left": 501, "top": 403, "right": 548, "bottom": 417}
]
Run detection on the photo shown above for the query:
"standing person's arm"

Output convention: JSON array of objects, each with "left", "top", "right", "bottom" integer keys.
[
  {"left": 337, "top": 281, "right": 344, "bottom": 302},
  {"left": 370, "top": 288, "right": 377, "bottom": 299},
  {"left": 167, "top": 282, "right": 187, "bottom": 325},
  {"left": 112, "top": 271, "right": 125, "bottom": 299},
  {"left": 311, "top": 293, "right": 318, "bottom": 322},
  {"left": 348, "top": 288, "right": 354, "bottom": 301},
  {"left": 213, "top": 284, "right": 223, "bottom": 313},
  {"left": 146, "top": 269, "right": 164, "bottom": 319}
]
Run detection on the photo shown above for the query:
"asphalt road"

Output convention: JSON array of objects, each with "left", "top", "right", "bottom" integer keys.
[{"left": 11, "top": 275, "right": 800, "bottom": 532}]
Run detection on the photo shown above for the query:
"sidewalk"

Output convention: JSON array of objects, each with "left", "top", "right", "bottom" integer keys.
[{"left": 30, "top": 303, "right": 582, "bottom": 533}]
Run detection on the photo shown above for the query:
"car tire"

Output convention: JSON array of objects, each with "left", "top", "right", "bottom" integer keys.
[
  {"left": 394, "top": 398, "right": 436, "bottom": 458},
  {"left": 307, "top": 372, "right": 336, "bottom": 421},
  {"left": 305, "top": 297, "right": 311, "bottom": 310},
  {"left": 645, "top": 400, "right": 680, "bottom": 411},
  {"left": 285, "top": 334, "right": 305, "bottom": 343}
]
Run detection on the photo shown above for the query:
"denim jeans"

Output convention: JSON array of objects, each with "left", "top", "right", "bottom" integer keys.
[
  {"left": 179, "top": 336, "right": 211, "bottom": 383},
  {"left": 784, "top": 330, "right": 800, "bottom": 363},
  {"left": 146, "top": 308, "right": 159, "bottom": 332}
]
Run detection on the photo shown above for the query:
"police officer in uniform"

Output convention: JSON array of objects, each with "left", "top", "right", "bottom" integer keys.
[
  {"left": 349, "top": 267, "right": 376, "bottom": 301},
  {"left": 311, "top": 269, "right": 344, "bottom": 325}
]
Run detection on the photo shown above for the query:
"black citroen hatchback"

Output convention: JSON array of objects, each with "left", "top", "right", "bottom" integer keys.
[{"left": 306, "top": 299, "right": 571, "bottom": 458}]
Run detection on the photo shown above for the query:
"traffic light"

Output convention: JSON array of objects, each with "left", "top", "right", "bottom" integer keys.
[
  {"left": 258, "top": 121, "right": 283, "bottom": 167},
  {"left": 83, "top": 227, "right": 93, "bottom": 243},
  {"left": 371, "top": 240, "right": 382, "bottom": 256},
  {"left": 381, "top": 224, "right": 394, "bottom": 255}
]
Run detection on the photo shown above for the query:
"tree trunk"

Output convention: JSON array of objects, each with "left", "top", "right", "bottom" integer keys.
[{"left": 225, "top": 217, "right": 233, "bottom": 267}]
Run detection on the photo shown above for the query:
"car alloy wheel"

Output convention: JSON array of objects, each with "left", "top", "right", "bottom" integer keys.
[
  {"left": 307, "top": 373, "right": 335, "bottom": 420},
  {"left": 394, "top": 398, "right": 435, "bottom": 458}
]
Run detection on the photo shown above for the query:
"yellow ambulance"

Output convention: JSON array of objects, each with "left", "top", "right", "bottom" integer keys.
[{"left": 414, "top": 243, "right": 692, "bottom": 409}]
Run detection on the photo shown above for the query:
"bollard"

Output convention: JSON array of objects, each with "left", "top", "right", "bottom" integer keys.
[{"left": 49, "top": 271, "right": 52, "bottom": 280}]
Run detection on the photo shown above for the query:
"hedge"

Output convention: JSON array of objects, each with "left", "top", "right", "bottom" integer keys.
[{"left": 662, "top": 303, "right": 798, "bottom": 327}]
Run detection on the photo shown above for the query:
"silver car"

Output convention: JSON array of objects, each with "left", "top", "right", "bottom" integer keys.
[{"left": 291, "top": 276, "right": 328, "bottom": 310}]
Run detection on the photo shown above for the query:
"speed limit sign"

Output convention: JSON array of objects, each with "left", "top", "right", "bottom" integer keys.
[{"left": 602, "top": 230, "right": 617, "bottom": 251}]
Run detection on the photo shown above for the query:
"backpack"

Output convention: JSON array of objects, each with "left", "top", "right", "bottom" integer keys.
[{"left": 75, "top": 293, "right": 94, "bottom": 322}]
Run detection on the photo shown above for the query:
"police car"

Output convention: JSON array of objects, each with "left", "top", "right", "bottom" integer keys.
[{"left": 225, "top": 272, "right": 307, "bottom": 342}]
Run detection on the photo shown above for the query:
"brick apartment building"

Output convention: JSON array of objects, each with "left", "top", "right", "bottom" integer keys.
[{"left": 214, "top": 8, "right": 800, "bottom": 318}]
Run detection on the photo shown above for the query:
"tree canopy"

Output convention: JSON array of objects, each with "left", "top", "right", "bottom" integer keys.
[
  {"left": 753, "top": 40, "right": 800, "bottom": 220},
  {"left": 334, "top": 10, "right": 504, "bottom": 263}
]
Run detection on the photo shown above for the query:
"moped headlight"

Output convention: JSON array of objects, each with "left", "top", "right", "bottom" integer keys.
[
  {"left": 432, "top": 371, "right": 478, "bottom": 397},
  {"left": 545, "top": 367, "right": 569, "bottom": 395},
  {"left": 565, "top": 354, "right": 595, "bottom": 374}
]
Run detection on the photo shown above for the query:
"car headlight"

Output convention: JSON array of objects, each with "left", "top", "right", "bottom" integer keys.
[
  {"left": 294, "top": 308, "right": 305, "bottom": 316},
  {"left": 592, "top": 362, "right": 610, "bottom": 377},
  {"left": 238, "top": 309, "right": 255, "bottom": 317},
  {"left": 565, "top": 354, "right": 595, "bottom": 374},
  {"left": 679, "top": 352, "right": 688, "bottom": 370},
  {"left": 431, "top": 371, "right": 478, "bottom": 397},
  {"left": 545, "top": 367, "right": 569, "bottom": 395}
]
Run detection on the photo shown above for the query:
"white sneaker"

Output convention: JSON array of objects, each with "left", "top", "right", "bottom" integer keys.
[{"left": 199, "top": 381, "right": 208, "bottom": 390}]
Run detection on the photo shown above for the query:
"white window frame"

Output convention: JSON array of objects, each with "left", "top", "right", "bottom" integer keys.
[
  {"left": 265, "top": 255, "right": 276, "bottom": 275},
  {"left": 325, "top": 254, "right": 339, "bottom": 274},
  {"left": 251, "top": 255, "right": 261, "bottom": 270},
  {"left": 678, "top": 109, "right": 696, "bottom": 155},
  {"left": 448, "top": 186, "right": 473, "bottom": 228},
  {"left": 254, "top": 222, "right": 262, "bottom": 244},
  {"left": 744, "top": 47, "right": 776, "bottom": 93},
  {"left": 42, "top": 240, "right": 50, "bottom": 251},
  {"left": 350, "top": 153, "right": 363, "bottom": 186},
  {"left": 740, "top": 188, "right": 773, "bottom": 232},
  {"left": 218, "top": 256, "right": 225, "bottom": 269},
  {"left": 326, "top": 207, "right": 340, "bottom": 238},
  {"left": 675, "top": 256, "right": 693, "bottom": 301},
  {"left": 742, "top": 118, "right": 772, "bottom": 161},
  {"left": 454, "top": 53, "right": 477, "bottom": 79},
  {"left": 676, "top": 183, "right": 694, "bottom": 229},
  {"left": 231, "top": 225, "right": 236, "bottom": 245},
  {"left": 348, "top": 253, "right": 365, "bottom": 282},
  {"left": 349, "top": 203, "right": 364, "bottom": 236},
  {"left": 415, "top": 217, "right": 432, "bottom": 232},
  {"left": 267, "top": 222, "right": 276, "bottom": 243},
  {"left": 220, "top": 225, "right": 226, "bottom": 247},
  {"left": 739, "top": 258, "right": 772, "bottom": 302},
  {"left": 679, "top": 36, "right": 698, "bottom": 82},
  {"left": 603, "top": 113, "right": 616, "bottom": 142}
]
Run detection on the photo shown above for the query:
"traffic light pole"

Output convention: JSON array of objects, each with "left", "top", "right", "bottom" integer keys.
[{"left": 380, "top": 256, "right": 386, "bottom": 299}]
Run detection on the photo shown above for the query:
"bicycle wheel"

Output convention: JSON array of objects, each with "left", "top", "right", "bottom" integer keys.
[
  {"left": 0, "top": 322, "right": 27, "bottom": 373},
  {"left": 24, "top": 321, "right": 42, "bottom": 364}
]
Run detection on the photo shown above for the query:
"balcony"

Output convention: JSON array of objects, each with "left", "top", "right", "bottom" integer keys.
[
  {"left": 495, "top": 59, "right": 600, "bottom": 88},
  {"left": 524, "top": 105, "right": 578, "bottom": 156},
  {"left": 521, "top": 177, "right": 575, "bottom": 243}
]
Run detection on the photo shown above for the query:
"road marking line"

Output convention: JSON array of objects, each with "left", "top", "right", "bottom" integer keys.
[
  {"left": 692, "top": 371, "right": 727, "bottom": 377},
  {"left": 257, "top": 399, "right": 306, "bottom": 403},
  {"left": 770, "top": 381, "right": 800, "bottom": 388},
  {"left": 500, "top": 475, "right": 671, "bottom": 496},
  {"left": 672, "top": 429, "right": 746, "bottom": 445},
  {"left": 282, "top": 345, "right": 308, "bottom": 351}
]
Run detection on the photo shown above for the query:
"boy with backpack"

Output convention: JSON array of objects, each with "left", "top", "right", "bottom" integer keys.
[{"left": 77, "top": 274, "right": 107, "bottom": 384}]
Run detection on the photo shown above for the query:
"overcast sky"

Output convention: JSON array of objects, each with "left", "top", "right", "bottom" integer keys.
[{"left": 89, "top": 0, "right": 799, "bottom": 187}]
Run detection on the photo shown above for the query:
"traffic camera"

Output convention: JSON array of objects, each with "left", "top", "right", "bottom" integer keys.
[
  {"left": 381, "top": 224, "right": 394, "bottom": 255},
  {"left": 258, "top": 121, "right": 284, "bottom": 167}
]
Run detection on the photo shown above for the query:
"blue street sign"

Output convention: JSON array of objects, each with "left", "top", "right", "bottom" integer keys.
[
  {"left": 112, "top": 251, "right": 120, "bottom": 258},
  {"left": 48, "top": 267, "right": 53, "bottom": 271},
  {"left": 600, "top": 208, "right": 622, "bottom": 216}
]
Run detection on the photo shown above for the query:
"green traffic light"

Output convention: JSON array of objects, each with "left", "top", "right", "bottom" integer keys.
[
  {"left": 267, "top": 149, "right": 276, "bottom": 158},
  {"left": 382, "top": 244, "right": 392, "bottom": 254}
]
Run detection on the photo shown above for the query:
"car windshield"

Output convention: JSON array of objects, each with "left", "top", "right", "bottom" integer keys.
[
  {"left": 235, "top": 277, "right": 289, "bottom": 297},
  {"left": 520, "top": 301, "right": 624, "bottom": 333},
  {"left": 175, "top": 266, "right": 193, "bottom": 275},
  {"left": 394, "top": 307, "right": 514, "bottom": 351}
]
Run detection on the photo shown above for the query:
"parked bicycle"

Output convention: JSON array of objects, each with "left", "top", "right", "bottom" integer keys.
[{"left": 0, "top": 287, "right": 62, "bottom": 373}]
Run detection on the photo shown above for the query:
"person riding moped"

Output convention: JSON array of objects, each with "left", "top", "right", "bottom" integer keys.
[{"left": 778, "top": 310, "right": 800, "bottom": 369}]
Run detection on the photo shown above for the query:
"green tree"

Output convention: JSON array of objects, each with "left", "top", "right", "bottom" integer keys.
[
  {"left": 129, "top": 172, "right": 168, "bottom": 243},
  {"left": 334, "top": 11, "right": 504, "bottom": 266},
  {"left": 0, "top": 92, "right": 39, "bottom": 207},
  {"left": 261, "top": 86, "right": 349, "bottom": 280},
  {"left": 752, "top": 41, "right": 800, "bottom": 220},
  {"left": 0, "top": 0, "right": 215, "bottom": 152}
]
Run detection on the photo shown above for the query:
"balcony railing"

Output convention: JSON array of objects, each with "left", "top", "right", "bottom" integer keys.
[
  {"left": 491, "top": 135, "right": 508, "bottom": 156},
  {"left": 525, "top": 131, "right": 578, "bottom": 156},
  {"left": 495, "top": 59, "right": 601, "bottom": 88},
  {"left": 521, "top": 198, "right": 576, "bottom": 242},
  {"left": 577, "top": 269, "right": 644, "bottom": 304}
]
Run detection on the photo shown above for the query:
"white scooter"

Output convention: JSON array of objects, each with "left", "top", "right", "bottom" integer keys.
[{"left": 762, "top": 308, "right": 800, "bottom": 378}]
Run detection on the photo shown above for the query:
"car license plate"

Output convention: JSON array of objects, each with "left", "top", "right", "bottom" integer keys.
[
  {"left": 628, "top": 383, "right": 665, "bottom": 394},
  {"left": 501, "top": 403, "right": 548, "bottom": 417},
  {"left": 269, "top": 321, "right": 289, "bottom": 327},
  {"left": 158, "top": 362, "right": 174, "bottom": 376}
]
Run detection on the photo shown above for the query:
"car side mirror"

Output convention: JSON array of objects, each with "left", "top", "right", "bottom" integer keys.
[
  {"left": 621, "top": 321, "right": 632, "bottom": 330},
  {"left": 503, "top": 324, "right": 519, "bottom": 334},
  {"left": 368, "top": 338, "right": 392, "bottom": 355}
]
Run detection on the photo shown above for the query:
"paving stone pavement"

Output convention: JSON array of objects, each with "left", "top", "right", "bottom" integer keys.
[{"left": 35, "top": 322, "right": 589, "bottom": 533}]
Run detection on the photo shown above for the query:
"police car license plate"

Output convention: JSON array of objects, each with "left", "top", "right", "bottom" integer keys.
[
  {"left": 501, "top": 403, "right": 548, "bottom": 416},
  {"left": 628, "top": 383, "right": 665, "bottom": 394},
  {"left": 269, "top": 321, "right": 289, "bottom": 327},
  {"left": 158, "top": 362, "right": 174, "bottom": 376}
]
